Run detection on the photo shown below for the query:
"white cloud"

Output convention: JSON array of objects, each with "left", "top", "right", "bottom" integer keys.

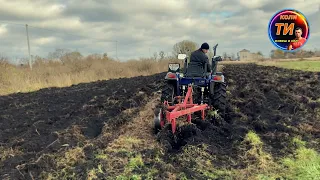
[
  {"left": 33, "top": 37, "right": 57, "bottom": 45},
  {"left": 0, "top": 0, "right": 65, "bottom": 19},
  {"left": 32, "top": 17, "right": 83, "bottom": 31},
  {"left": 239, "top": 0, "right": 269, "bottom": 9},
  {"left": 0, "top": 24, "right": 8, "bottom": 36},
  {"left": 109, "top": 0, "right": 188, "bottom": 14},
  {"left": 287, "top": 0, "right": 319, "bottom": 15},
  {"left": 0, "top": 0, "right": 319, "bottom": 61}
]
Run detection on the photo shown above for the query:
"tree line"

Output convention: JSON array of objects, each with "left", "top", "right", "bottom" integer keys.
[
  {"left": 10, "top": 39, "right": 320, "bottom": 66},
  {"left": 270, "top": 49, "right": 320, "bottom": 59}
]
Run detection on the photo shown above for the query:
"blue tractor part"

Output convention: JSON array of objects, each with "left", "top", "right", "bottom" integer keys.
[{"left": 159, "top": 44, "right": 226, "bottom": 127}]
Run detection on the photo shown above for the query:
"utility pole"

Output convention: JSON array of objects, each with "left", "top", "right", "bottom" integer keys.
[
  {"left": 25, "top": 24, "right": 32, "bottom": 70},
  {"left": 116, "top": 41, "right": 118, "bottom": 60}
]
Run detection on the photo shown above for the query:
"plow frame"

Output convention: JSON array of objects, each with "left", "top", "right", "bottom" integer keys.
[{"left": 160, "top": 84, "right": 209, "bottom": 134}]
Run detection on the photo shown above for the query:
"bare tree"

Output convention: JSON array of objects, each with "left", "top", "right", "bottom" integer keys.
[
  {"left": 103, "top": 53, "right": 108, "bottom": 59},
  {"left": 19, "top": 57, "right": 29, "bottom": 65},
  {"left": 315, "top": 49, "right": 320, "bottom": 57},
  {"left": 48, "top": 48, "right": 71, "bottom": 64},
  {"left": 172, "top": 40, "right": 198, "bottom": 59},
  {"left": 230, "top": 53, "right": 235, "bottom": 60},
  {"left": 0, "top": 54, "right": 8, "bottom": 64},
  {"left": 270, "top": 49, "right": 285, "bottom": 59},
  {"left": 153, "top": 52, "right": 158, "bottom": 60},
  {"left": 223, "top": 52, "right": 228, "bottom": 60},
  {"left": 159, "top": 51, "right": 165, "bottom": 60},
  {"left": 63, "top": 51, "right": 83, "bottom": 63}
]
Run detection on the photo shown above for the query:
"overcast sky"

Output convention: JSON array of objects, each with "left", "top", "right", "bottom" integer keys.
[{"left": 0, "top": 0, "right": 319, "bottom": 62}]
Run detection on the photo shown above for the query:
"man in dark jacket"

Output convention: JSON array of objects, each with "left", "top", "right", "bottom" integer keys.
[{"left": 186, "top": 42, "right": 211, "bottom": 77}]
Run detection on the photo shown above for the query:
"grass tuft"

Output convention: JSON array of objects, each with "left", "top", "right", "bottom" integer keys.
[
  {"left": 245, "top": 130, "right": 263, "bottom": 146},
  {"left": 281, "top": 143, "right": 320, "bottom": 179}
]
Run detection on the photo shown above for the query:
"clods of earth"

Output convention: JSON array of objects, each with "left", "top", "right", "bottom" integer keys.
[{"left": 0, "top": 64, "right": 319, "bottom": 179}]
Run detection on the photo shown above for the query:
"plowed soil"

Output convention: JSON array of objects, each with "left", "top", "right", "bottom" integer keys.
[
  {"left": 0, "top": 74, "right": 164, "bottom": 179},
  {"left": 1, "top": 63, "right": 319, "bottom": 179},
  {"left": 158, "top": 64, "right": 320, "bottom": 171}
]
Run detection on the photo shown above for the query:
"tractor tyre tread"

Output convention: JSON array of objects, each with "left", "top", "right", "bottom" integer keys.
[
  {"left": 212, "top": 82, "right": 227, "bottom": 119},
  {"left": 160, "top": 84, "right": 175, "bottom": 105}
]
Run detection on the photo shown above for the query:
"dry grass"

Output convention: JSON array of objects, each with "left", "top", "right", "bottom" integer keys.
[
  {"left": 1, "top": 54, "right": 318, "bottom": 96},
  {"left": 0, "top": 146, "right": 23, "bottom": 166},
  {"left": 0, "top": 56, "right": 181, "bottom": 95},
  {"left": 86, "top": 94, "right": 165, "bottom": 179}
]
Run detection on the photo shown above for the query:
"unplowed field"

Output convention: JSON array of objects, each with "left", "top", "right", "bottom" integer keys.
[{"left": 1, "top": 64, "right": 319, "bottom": 179}]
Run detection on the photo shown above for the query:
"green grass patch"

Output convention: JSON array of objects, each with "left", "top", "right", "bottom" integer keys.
[
  {"left": 237, "top": 133, "right": 320, "bottom": 180},
  {"left": 37, "top": 133, "right": 320, "bottom": 180},
  {"left": 260, "top": 60, "right": 320, "bottom": 71},
  {"left": 281, "top": 147, "right": 320, "bottom": 179},
  {"left": 245, "top": 130, "right": 263, "bottom": 146}
]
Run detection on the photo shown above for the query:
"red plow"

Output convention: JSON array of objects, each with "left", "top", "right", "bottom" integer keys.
[{"left": 154, "top": 85, "right": 210, "bottom": 134}]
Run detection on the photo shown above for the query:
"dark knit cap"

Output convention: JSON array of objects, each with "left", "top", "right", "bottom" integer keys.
[{"left": 201, "top": 42, "right": 209, "bottom": 50}]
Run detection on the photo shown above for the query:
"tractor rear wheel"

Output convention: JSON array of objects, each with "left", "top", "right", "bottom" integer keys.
[
  {"left": 160, "top": 83, "right": 175, "bottom": 105},
  {"left": 211, "top": 82, "right": 226, "bottom": 122}
]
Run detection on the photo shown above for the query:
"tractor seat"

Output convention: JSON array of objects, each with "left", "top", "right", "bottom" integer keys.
[{"left": 185, "top": 62, "right": 208, "bottom": 78}]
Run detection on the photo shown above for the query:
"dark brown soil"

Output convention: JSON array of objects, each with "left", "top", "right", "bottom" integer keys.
[
  {"left": 1, "top": 63, "right": 319, "bottom": 179},
  {"left": 0, "top": 73, "right": 165, "bottom": 180},
  {"left": 157, "top": 63, "right": 320, "bottom": 171}
]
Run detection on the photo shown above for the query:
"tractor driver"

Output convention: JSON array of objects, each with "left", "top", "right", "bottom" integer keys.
[{"left": 188, "top": 42, "right": 211, "bottom": 76}]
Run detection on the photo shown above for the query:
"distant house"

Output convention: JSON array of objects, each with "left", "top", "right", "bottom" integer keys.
[
  {"left": 251, "top": 52, "right": 263, "bottom": 60},
  {"left": 239, "top": 49, "right": 251, "bottom": 61},
  {"left": 239, "top": 49, "right": 263, "bottom": 61}
]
